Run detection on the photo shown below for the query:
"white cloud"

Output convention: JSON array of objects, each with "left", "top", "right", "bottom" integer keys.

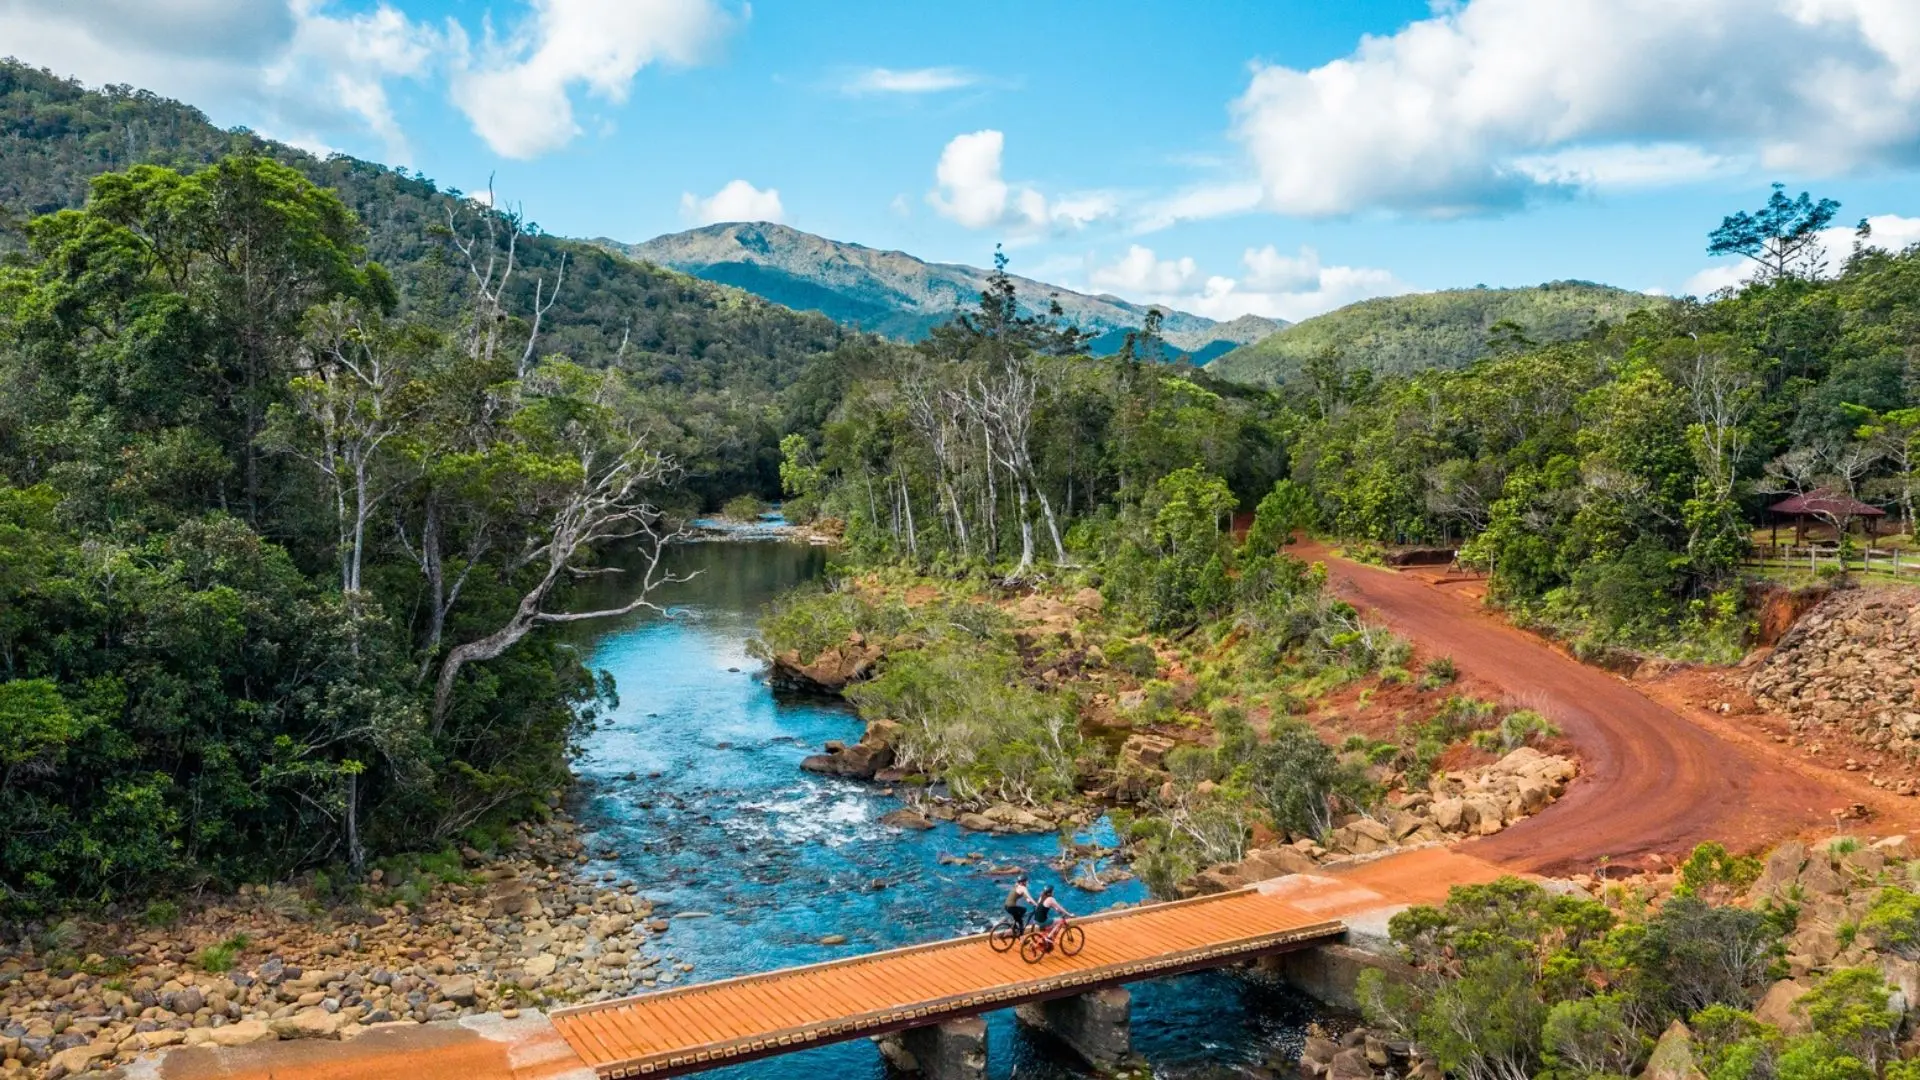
[
  {"left": 449, "top": 0, "right": 734, "bottom": 160},
  {"left": 1241, "top": 244, "right": 1324, "bottom": 292},
  {"left": 1231, "top": 0, "right": 1920, "bottom": 217},
  {"left": 1082, "top": 244, "right": 1416, "bottom": 323},
  {"left": 1680, "top": 212, "right": 1920, "bottom": 295},
  {"left": 1132, "top": 182, "right": 1264, "bottom": 234},
  {"left": 1089, "top": 246, "right": 1199, "bottom": 293},
  {"left": 927, "top": 130, "right": 1116, "bottom": 234},
  {"left": 0, "top": 0, "right": 438, "bottom": 160},
  {"left": 842, "top": 66, "right": 980, "bottom": 95},
  {"left": 680, "top": 179, "right": 784, "bottom": 225}
]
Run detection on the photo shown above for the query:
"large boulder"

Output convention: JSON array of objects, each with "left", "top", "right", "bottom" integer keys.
[
  {"left": 1749, "top": 841, "right": 1808, "bottom": 903},
  {"left": 270, "top": 1008, "right": 350, "bottom": 1040},
  {"left": 1639, "top": 1021, "right": 1705, "bottom": 1080},
  {"left": 770, "top": 637, "right": 884, "bottom": 694},
  {"left": 205, "top": 1020, "right": 278, "bottom": 1048},
  {"left": 1754, "top": 979, "right": 1812, "bottom": 1036},
  {"left": 800, "top": 722, "right": 899, "bottom": 780}
]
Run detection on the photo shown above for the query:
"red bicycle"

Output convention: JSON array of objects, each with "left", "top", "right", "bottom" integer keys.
[{"left": 1019, "top": 919, "right": 1084, "bottom": 963}]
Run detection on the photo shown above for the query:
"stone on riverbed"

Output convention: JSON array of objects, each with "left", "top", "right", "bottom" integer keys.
[{"left": 880, "top": 808, "right": 936, "bottom": 830}]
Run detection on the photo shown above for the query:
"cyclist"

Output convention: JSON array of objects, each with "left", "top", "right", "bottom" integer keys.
[
  {"left": 1034, "top": 885, "right": 1073, "bottom": 945},
  {"left": 1003, "top": 875, "right": 1036, "bottom": 933}
]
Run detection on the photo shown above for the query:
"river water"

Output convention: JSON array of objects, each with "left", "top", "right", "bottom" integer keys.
[{"left": 567, "top": 540, "right": 1339, "bottom": 1079}]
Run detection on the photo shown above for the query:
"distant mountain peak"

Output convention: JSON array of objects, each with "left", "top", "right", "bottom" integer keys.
[{"left": 600, "top": 224, "right": 1285, "bottom": 362}]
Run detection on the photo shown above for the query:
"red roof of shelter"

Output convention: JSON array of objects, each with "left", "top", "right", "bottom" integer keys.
[{"left": 1768, "top": 490, "right": 1886, "bottom": 517}]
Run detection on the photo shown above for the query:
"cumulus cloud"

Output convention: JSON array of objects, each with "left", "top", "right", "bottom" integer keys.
[
  {"left": 1085, "top": 244, "right": 1415, "bottom": 322},
  {"left": 927, "top": 130, "right": 1116, "bottom": 234},
  {"left": 1089, "top": 246, "right": 1200, "bottom": 294},
  {"left": 449, "top": 0, "right": 734, "bottom": 159},
  {"left": 841, "top": 66, "right": 980, "bottom": 95},
  {"left": 1682, "top": 213, "right": 1920, "bottom": 296},
  {"left": 0, "top": 0, "right": 438, "bottom": 160},
  {"left": 1231, "top": 0, "right": 1920, "bottom": 217},
  {"left": 680, "top": 179, "right": 784, "bottom": 225}
]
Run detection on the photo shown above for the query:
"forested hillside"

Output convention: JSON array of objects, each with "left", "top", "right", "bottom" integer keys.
[
  {"left": 0, "top": 60, "right": 853, "bottom": 495},
  {"left": 0, "top": 63, "right": 880, "bottom": 918},
  {"left": 781, "top": 191, "right": 1918, "bottom": 662},
  {"left": 1208, "top": 281, "right": 1664, "bottom": 386}
]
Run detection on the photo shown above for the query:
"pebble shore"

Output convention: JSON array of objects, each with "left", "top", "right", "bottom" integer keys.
[{"left": 0, "top": 813, "right": 685, "bottom": 1079}]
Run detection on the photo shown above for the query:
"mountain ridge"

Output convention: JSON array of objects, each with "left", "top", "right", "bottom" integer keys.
[
  {"left": 1207, "top": 281, "right": 1668, "bottom": 386},
  {"left": 602, "top": 222, "right": 1285, "bottom": 362}
]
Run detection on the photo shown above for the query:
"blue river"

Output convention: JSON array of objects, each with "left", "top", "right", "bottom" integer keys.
[{"left": 567, "top": 539, "right": 1339, "bottom": 1079}]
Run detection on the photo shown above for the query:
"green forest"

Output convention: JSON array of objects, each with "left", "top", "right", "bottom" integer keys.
[
  {"left": 783, "top": 204, "right": 1919, "bottom": 662},
  {"left": 0, "top": 62, "right": 872, "bottom": 917},
  {"left": 1207, "top": 280, "right": 1666, "bottom": 386}
]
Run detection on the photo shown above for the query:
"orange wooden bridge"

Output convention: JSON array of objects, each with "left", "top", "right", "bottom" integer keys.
[{"left": 549, "top": 885, "right": 1345, "bottom": 1078}]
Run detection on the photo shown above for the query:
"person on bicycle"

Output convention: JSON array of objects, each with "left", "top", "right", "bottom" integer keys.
[
  {"left": 1034, "top": 885, "right": 1073, "bottom": 943},
  {"left": 1003, "top": 876, "right": 1036, "bottom": 932}
]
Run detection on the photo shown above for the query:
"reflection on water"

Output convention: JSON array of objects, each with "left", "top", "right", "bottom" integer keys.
[{"left": 567, "top": 540, "right": 1340, "bottom": 1078}]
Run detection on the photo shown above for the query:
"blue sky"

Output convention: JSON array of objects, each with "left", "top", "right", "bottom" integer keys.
[{"left": 9, "top": 0, "right": 1920, "bottom": 322}]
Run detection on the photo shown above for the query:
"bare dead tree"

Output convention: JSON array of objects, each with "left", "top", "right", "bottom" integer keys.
[
  {"left": 443, "top": 179, "right": 566, "bottom": 376},
  {"left": 280, "top": 301, "right": 416, "bottom": 597},
  {"left": 430, "top": 438, "right": 687, "bottom": 732},
  {"left": 1762, "top": 441, "right": 1884, "bottom": 541},
  {"left": 967, "top": 351, "right": 1069, "bottom": 578}
]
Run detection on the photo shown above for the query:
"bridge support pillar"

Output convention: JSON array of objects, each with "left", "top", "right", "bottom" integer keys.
[
  {"left": 876, "top": 1016, "right": 987, "bottom": 1080},
  {"left": 1016, "top": 987, "right": 1132, "bottom": 1072}
]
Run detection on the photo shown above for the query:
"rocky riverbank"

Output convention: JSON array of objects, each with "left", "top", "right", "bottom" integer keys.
[
  {"left": 1179, "top": 746, "right": 1578, "bottom": 895},
  {"left": 0, "top": 813, "right": 700, "bottom": 1079}
]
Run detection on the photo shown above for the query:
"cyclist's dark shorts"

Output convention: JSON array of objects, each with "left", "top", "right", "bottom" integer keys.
[{"left": 1005, "top": 903, "right": 1027, "bottom": 928}]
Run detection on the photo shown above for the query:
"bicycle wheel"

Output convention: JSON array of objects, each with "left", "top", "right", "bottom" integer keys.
[
  {"left": 1059, "top": 924, "right": 1085, "bottom": 957},
  {"left": 988, "top": 921, "right": 1019, "bottom": 953},
  {"left": 1019, "top": 933, "right": 1046, "bottom": 964}
]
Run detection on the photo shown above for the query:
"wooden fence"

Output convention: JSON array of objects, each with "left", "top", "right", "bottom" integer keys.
[{"left": 1749, "top": 544, "right": 1920, "bottom": 576}]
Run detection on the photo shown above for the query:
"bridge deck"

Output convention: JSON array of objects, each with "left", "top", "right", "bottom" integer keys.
[{"left": 550, "top": 886, "right": 1344, "bottom": 1078}]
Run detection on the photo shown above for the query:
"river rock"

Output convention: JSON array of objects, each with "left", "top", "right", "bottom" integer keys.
[
  {"left": 800, "top": 722, "right": 899, "bottom": 780},
  {"left": 44, "top": 1040, "right": 116, "bottom": 1078},
  {"left": 770, "top": 637, "right": 884, "bottom": 694},
  {"left": 523, "top": 955, "right": 558, "bottom": 979},
  {"left": 206, "top": 1020, "right": 278, "bottom": 1048},
  {"left": 440, "top": 976, "right": 477, "bottom": 1007},
  {"left": 879, "top": 808, "right": 935, "bottom": 830},
  {"left": 271, "top": 1008, "right": 349, "bottom": 1040}
]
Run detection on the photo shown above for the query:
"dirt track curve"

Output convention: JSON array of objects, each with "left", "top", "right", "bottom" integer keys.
[{"left": 1299, "top": 544, "right": 1890, "bottom": 876}]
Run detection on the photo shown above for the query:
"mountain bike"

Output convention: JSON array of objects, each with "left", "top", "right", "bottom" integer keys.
[
  {"left": 988, "top": 917, "right": 1028, "bottom": 953},
  {"left": 1019, "top": 920, "right": 1084, "bottom": 963}
]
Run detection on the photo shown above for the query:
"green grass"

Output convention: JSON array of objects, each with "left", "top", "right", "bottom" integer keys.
[{"left": 196, "top": 934, "right": 251, "bottom": 973}]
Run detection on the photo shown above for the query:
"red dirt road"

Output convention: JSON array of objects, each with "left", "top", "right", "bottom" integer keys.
[{"left": 1299, "top": 543, "right": 1902, "bottom": 875}]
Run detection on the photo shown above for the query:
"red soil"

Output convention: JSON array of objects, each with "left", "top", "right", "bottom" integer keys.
[{"left": 1294, "top": 540, "right": 1920, "bottom": 876}]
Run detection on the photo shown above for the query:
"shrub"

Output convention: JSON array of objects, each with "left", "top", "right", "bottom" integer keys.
[
  {"left": 1418, "top": 655, "right": 1458, "bottom": 690},
  {"left": 1674, "top": 842, "right": 1763, "bottom": 900},
  {"left": 1861, "top": 887, "right": 1920, "bottom": 959},
  {"left": 721, "top": 494, "right": 766, "bottom": 521},
  {"left": 1251, "top": 722, "right": 1377, "bottom": 840},
  {"left": 847, "top": 640, "right": 1080, "bottom": 804},
  {"left": 1468, "top": 708, "right": 1560, "bottom": 754},
  {"left": 140, "top": 899, "right": 181, "bottom": 927},
  {"left": 196, "top": 934, "right": 250, "bottom": 973}
]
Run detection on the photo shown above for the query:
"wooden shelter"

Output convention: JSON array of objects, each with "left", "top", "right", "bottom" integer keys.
[{"left": 1767, "top": 489, "right": 1887, "bottom": 544}]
